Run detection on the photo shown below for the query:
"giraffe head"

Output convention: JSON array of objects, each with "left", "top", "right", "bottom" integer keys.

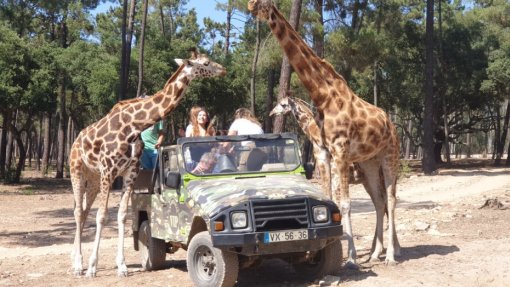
[
  {"left": 269, "top": 96, "right": 291, "bottom": 117},
  {"left": 174, "top": 48, "right": 226, "bottom": 79},
  {"left": 248, "top": 0, "right": 273, "bottom": 21}
]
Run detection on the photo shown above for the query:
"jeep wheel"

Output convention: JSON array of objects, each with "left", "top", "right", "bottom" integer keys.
[
  {"left": 139, "top": 220, "right": 166, "bottom": 270},
  {"left": 187, "top": 231, "right": 239, "bottom": 287},
  {"left": 293, "top": 238, "right": 342, "bottom": 279}
]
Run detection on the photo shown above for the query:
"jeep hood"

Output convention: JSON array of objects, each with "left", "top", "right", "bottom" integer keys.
[{"left": 187, "top": 174, "right": 330, "bottom": 216}]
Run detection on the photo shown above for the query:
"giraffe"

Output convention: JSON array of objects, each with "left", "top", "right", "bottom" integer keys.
[
  {"left": 269, "top": 95, "right": 363, "bottom": 196},
  {"left": 270, "top": 96, "right": 332, "bottom": 198},
  {"left": 270, "top": 95, "right": 399, "bottom": 259},
  {"left": 249, "top": 0, "right": 401, "bottom": 266},
  {"left": 69, "top": 49, "right": 226, "bottom": 277}
]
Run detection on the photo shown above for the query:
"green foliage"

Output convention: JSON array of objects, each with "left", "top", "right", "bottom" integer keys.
[
  {"left": 3, "top": 165, "right": 18, "bottom": 184},
  {"left": 0, "top": 22, "right": 34, "bottom": 113},
  {"left": 399, "top": 160, "right": 412, "bottom": 179}
]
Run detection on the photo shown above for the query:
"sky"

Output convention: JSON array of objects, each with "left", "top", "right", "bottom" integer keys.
[{"left": 92, "top": 1, "right": 227, "bottom": 26}]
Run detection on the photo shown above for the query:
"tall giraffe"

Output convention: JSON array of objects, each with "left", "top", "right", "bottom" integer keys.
[
  {"left": 69, "top": 50, "right": 226, "bottom": 277},
  {"left": 270, "top": 95, "right": 399, "bottom": 260},
  {"left": 249, "top": 0, "right": 400, "bottom": 266}
]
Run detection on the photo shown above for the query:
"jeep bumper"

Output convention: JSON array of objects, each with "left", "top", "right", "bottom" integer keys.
[{"left": 211, "top": 225, "right": 342, "bottom": 256}]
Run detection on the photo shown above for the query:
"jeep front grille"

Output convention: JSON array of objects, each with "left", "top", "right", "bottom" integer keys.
[{"left": 251, "top": 198, "right": 309, "bottom": 232}]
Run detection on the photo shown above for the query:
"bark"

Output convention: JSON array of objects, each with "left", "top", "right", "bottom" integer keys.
[
  {"left": 119, "top": 0, "right": 136, "bottom": 101},
  {"left": 11, "top": 129, "right": 26, "bottom": 183},
  {"left": 273, "top": 0, "right": 303, "bottom": 134},
  {"left": 119, "top": 0, "right": 128, "bottom": 101},
  {"left": 0, "top": 113, "right": 8, "bottom": 179},
  {"left": 249, "top": 19, "right": 261, "bottom": 115},
  {"left": 124, "top": 0, "right": 136, "bottom": 97},
  {"left": 495, "top": 100, "right": 510, "bottom": 165},
  {"left": 5, "top": 111, "right": 17, "bottom": 170},
  {"left": 405, "top": 120, "right": 413, "bottom": 159},
  {"left": 422, "top": 0, "right": 436, "bottom": 174},
  {"left": 137, "top": 0, "right": 149, "bottom": 98},
  {"left": 41, "top": 112, "right": 51, "bottom": 175},
  {"left": 56, "top": 76, "right": 67, "bottom": 178},
  {"left": 437, "top": 0, "right": 451, "bottom": 164},
  {"left": 27, "top": 130, "right": 32, "bottom": 168},
  {"left": 158, "top": 3, "right": 166, "bottom": 38},
  {"left": 224, "top": 0, "right": 232, "bottom": 56},
  {"left": 264, "top": 69, "right": 276, "bottom": 133}
]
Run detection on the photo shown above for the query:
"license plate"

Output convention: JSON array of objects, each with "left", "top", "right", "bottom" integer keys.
[{"left": 264, "top": 229, "right": 308, "bottom": 243}]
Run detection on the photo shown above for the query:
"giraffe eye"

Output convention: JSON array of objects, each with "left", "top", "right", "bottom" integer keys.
[{"left": 204, "top": 61, "right": 210, "bottom": 66}]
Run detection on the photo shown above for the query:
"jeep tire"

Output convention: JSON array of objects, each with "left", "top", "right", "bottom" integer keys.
[
  {"left": 187, "top": 231, "right": 239, "bottom": 287},
  {"left": 139, "top": 220, "right": 166, "bottom": 271},
  {"left": 293, "top": 238, "right": 342, "bottom": 279}
]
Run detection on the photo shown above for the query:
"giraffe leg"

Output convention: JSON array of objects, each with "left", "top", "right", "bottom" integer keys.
[
  {"left": 381, "top": 154, "right": 399, "bottom": 265},
  {"left": 71, "top": 163, "right": 85, "bottom": 276},
  {"left": 331, "top": 154, "right": 357, "bottom": 268},
  {"left": 314, "top": 146, "right": 332, "bottom": 198},
  {"left": 81, "top": 174, "right": 100, "bottom": 233},
  {"left": 116, "top": 164, "right": 139, "bottom": 277},
  {"left": 358, "top": 160, "right": 386, "bottom": 262},
  {"left": 85, "top": 172, "right": 113, "bottom": 277}
]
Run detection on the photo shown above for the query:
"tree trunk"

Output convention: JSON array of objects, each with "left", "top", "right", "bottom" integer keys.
[
  {"left": 495, "top": 100, "right": 510, "bottom": 165},
  {"left": 405, "top": 120, "right": 413, "bottom": 159},
  {"left": 5, "top": 111, "right": 17, "bottom": 170},
  {"left": 56, "top": 77, "right": 67, "bottom": 178},
  {"left": 41, "top": 112, "right": 51, "bottom": 175},
  {"left": 27, "top": 130, "right": 32, "bottom": 168},
  {"left": 264, "top": 69, "right": 276, "bottom": 133},
  {"left": 302, "top": 0, "right": 325, "bottom": 166},
  {"left": 224, "top": 0, "right": 232, "bottom": 56},
  {"left": 249, "top": 19, "right": 261, "bottom": 115},
  {"left": 119, "top": 0, "right": 136, "bottom": 101},
  {"left": 422, "top": 0, "right": 436, "bottom": 174},
  {"left": 158, "top": 3, "right": 166, "bottom": 38},
  {"left": 137, "top": 0, "right": 149, "bottom": 98},
  {"left": 273, "top": 0, "right": 303, "bottom": 134},
  {"left": 119, "top": 0, "right": 129, "bottom": 101},
  {"left": 0, "top": 113, "right": 9, "bottom": 179},
  {"left": 12, "top": 129, "right": 26, "bottom": 183}
]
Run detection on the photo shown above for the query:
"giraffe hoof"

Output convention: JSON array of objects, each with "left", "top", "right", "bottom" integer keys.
[
  {"left": 117, "top": 270, "right": 129, "bottom": 277},
  {"left": 369, "top": 257, "right": 381, "bottom": 263},
  {"left": 85, "top": 270, "right": 96, "bottom": 278},
  {"left": 73, "top": 270, "right": 83, "bottom": 277},
  {"left": 344, "top": 261, "right": 360, "bottom": 270},
  {"left": 385, "top": 259, "right": 398, "bottom": 266}
]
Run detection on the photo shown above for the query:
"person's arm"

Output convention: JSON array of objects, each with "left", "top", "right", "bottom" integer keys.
[{"left": 155, "top": 132, "right": 164, "bottom": 149}]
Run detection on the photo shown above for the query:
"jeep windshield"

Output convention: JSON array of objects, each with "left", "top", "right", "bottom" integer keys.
[{"left": 177, "top": 133, "right": 301, "bottom": 176}]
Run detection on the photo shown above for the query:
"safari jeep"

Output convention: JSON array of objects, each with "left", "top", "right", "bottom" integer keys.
[{"left": 131, "top": 133, "right": 343, "bottom": 287}]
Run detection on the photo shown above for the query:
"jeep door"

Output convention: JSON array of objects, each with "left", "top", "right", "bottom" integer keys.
[{"left": 150, "top": 147, "right": 192, "bottom": 244}]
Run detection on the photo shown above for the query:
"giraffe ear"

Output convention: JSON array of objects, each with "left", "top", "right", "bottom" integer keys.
[{"left": 174, "top": 58, "right": 184, "bottom": 66}]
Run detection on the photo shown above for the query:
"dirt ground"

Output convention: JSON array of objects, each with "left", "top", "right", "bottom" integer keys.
[{"left": 1, "top": 158, "right": 509, "bottom": 287}]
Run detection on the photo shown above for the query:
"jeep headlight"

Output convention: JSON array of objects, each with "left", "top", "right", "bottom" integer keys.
[
  {"left": 313, "top": 206, "right": 328, "bottom": 223},
  {"left": 231, "top": 211, "right": 248, "bottom": 229}
]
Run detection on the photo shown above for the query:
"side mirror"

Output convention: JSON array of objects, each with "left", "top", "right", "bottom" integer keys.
[
  {"left": 303, "top": 162, "right": 315, "bottom": 180},
  {"left": 165, "top": 171, "right": 181, "bottom": 189}
]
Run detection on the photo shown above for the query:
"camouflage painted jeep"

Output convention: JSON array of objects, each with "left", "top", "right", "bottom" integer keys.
[{"left": 131, "top": 133, "right": 343, "bottom": 287}]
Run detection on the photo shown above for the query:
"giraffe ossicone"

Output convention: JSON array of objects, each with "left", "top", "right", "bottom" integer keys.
[
  {"left": 253, "top": 0, "right": 401, "bottom": 267},
  {"left": 69, "top": 49, "right": 226, "bottom": 277}
]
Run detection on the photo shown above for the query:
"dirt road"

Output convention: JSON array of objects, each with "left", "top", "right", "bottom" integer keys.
[{"left": 1, "top": 159, "right": 509, "bottom": 287}]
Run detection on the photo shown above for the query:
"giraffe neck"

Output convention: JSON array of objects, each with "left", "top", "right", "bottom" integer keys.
[
  {"left": 135, "top": 65, "right": 192, "bottom": 131},
  {"left": 266, "top": 4, "right": 350, "bottom": 109},
  {"left": 289, "top": 98, "right": 320, "bottom": 142}
]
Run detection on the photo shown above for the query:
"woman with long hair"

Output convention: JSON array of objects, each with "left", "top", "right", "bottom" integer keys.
[
  {"left": 185, "top": 106, "right": 216, "bottom": 137},
  {"left": 228, "top": 108, "right": 263, "bottom": 136}
]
